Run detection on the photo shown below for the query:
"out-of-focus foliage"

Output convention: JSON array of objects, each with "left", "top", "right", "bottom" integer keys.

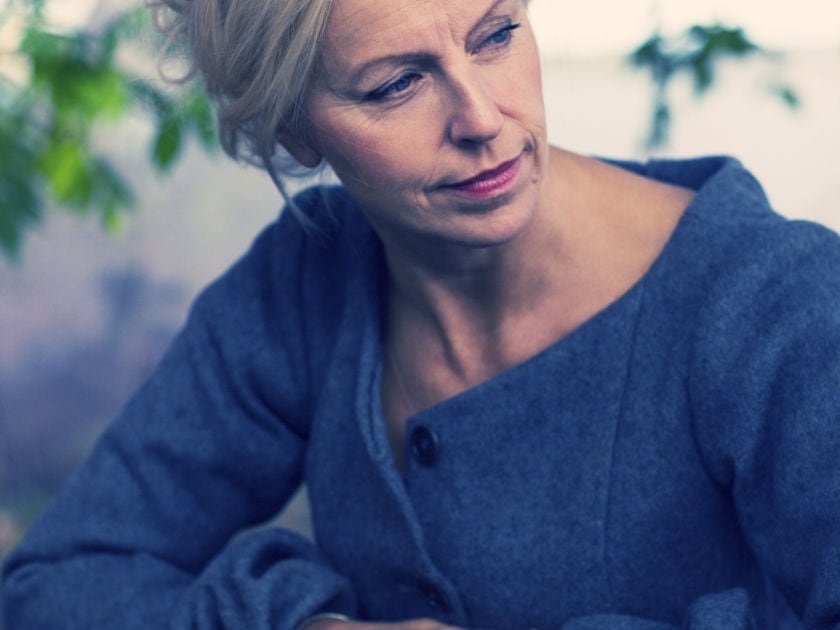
[
  {"left": 0, "top": 3, "right": 807, "bottom": 260},
  {"left": 0, "top": 0, "right": 217, "bottom": 260},
  {"left": 629, "top": 24, "right": 800, "bottom": 148}
]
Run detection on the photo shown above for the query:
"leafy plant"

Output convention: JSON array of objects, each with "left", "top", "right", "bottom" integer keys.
[
  {"left": 0, "top": 3, "right": 809, "bottom": 260},
  {"left": 0, "top": 1, "right": 217, "bottom": 260},
  {"left": 629, "top": 24, "right": 799, "bottom": 148}
]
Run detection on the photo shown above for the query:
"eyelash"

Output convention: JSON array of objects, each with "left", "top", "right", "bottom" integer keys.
[
  {"left": 473, "top": 22, "right": 521, "bottom": 54},
  {"left": 366, "top": 22, "right": 522, "bottom": 103},
  {"left": 367, "top": 72, "right": 423, "bottom": 102}
]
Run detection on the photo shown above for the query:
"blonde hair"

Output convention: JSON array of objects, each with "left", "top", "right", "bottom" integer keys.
[{"left": 148, "top": 0, "right": 335, "bottom": 210}]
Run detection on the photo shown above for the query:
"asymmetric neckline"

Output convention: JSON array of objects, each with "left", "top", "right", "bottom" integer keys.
[{"left": 366, "top": 155, "right": 740, "bottom": 425}]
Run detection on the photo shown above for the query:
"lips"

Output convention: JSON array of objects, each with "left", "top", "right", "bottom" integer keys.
[{"left": 442, "top": 154, "right": 523, "bottom": 199}]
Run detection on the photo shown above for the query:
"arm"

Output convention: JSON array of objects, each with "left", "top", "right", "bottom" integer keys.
[
  {"left": 559, "top": 589, "right": 753, "bottom": 629},
  {"left": 687, "top": 222, "right": 840, "bottom": 629},
  {"left": 300, "top": 618, "right": 464, "bottom": 630},
  {"left": 549, "top": 223, "right": 840, "bottom": 630},
  {"left": 2, "top": 215, "right": 358, "bottom": 628}
]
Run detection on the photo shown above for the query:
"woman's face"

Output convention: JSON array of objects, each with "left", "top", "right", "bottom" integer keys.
[{"left": 300, "top": 0, "right": 547, "bottom": 250}]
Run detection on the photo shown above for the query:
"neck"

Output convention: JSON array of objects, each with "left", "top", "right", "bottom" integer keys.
[
  {"left": 376, "top": 147, "right": 693, "bottom": 377},
  {"left": 375, "top": 152, "right": 586, "bottom": 392},
  {"left": 379, "top": 147, "right": 578, "bottom": 339},
  {"left": 377, "top": 148, "right": 694, "bottom": 433},
  {"left": 382, "top": 234, "right": 558, "bottom": 348}
]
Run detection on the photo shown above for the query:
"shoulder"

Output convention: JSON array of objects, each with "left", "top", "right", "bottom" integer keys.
[
  {"left": 172, "top": 184, "right": 380, "bottom": 419},
  {"left": 656, "top": 159, "right": 840, "bottom": 482},
  {"left": 686, "top": 215, "right": 840, "bottom": 406},
  {"left": 628, "top": 156, "right": 840, "bottom": 406},
  {"left": 648, "top": 156, "right": 840, "bottom": 333},
  {"left": 194, "top": 184, "right": 375, "bottom": 319},
  {"left": 635, "top": 156, "right": 840, "bottom": 300},
  {"left": 673, "top": 156, "right": 840, "bottom": 331}
]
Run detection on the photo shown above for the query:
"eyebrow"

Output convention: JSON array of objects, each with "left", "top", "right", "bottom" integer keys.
[{"left": 344, "top": 0, "right": 515, "bottom": 85}]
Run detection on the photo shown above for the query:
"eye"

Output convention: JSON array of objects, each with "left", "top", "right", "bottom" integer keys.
[
  {"left": 367, "top": 72, "right": 422, "bottom": 102},
  {"left": 474, "top": 22, "right": 521, "bottom": 53}
]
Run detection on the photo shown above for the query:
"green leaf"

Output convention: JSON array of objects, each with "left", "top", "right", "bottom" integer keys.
[
  {"left": 704, "top": 26, "right": 757, "bottom": 56},
  {"left": 152, "top": 115, "right": 182, "bottom": 171},
  {"left": 183, "top": 90, "right": 217, "bottom": 149},
  {"left": 0, "top": 165, "right": 42, "bottom": 259},
  {"left": 90, "top": 157, "right": 134, "bottom": 212},
  {"left": 101, "top": 204, "right": 128, "bottom": 235},
  {"left": 770, "top": 84, "right": 801, "bottom": 109},
  {"left": 689, "top": 53, "right": 714, "bottom": 94},
  {"left": 629, "top": 35, "right": 663, "bottom": 68},
  {"left": 1, "top": 4, "right": 224, "bottom": 258},
  {"left": 74, "top": 67, "right": 130, "bottom": 119},
  {"left": 95, "top": 168, "right": 134, "bottom": 236},
  {"left": 37, "top": 138, "right": 92, "bottom": 207},
  {"left": 19, "top": 26, "right": 77, "bottom": 64},
  {"left": 0, "top": 193, "right": 40, "bottom": 259}
]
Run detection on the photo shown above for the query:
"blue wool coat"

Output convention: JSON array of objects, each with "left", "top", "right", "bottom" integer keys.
[{"left": 4, "top": 157, "right": 840, "bottom": 629}]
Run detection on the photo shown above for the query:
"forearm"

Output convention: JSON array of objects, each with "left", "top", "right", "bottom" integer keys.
[{"left": 3, "top": 527, "right": 357, "bottom": 629}]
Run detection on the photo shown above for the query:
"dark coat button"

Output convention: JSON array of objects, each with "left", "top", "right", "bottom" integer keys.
[{"left": 410, "top": 425, "right": 438, "bottom": 466}]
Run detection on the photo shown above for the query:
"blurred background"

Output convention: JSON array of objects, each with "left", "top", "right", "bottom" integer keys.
[{"left": 0, "top": 0, "right": 838, "bottom": 574}]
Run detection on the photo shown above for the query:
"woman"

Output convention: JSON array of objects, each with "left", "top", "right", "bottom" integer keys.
[{"left": 4, "top": 0, "right": 840, "bottom": 628}]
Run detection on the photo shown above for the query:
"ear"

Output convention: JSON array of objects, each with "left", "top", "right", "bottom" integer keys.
[{"left": 276, "top": 126, "right": 323, "bottom": 168}]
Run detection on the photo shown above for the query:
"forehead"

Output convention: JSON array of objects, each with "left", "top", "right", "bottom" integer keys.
[{"left": 321, "top": 0, "right": 516, "bottom": 66}]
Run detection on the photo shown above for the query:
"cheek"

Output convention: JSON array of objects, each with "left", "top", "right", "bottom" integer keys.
[
  {"left": 320, "top": 115, "right": 438, "bottom": 192},
  {"left": 515, "top": 41, "right": 545, "bottom": 119},
  {"left": 501, "top": 26, "right": 545, "bottom": 114}
]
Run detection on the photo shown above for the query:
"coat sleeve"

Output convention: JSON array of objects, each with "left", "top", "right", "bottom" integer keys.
[
  {"left": 561, "top": 588, "right": 754, "bottom": 629},
  {"left": 559, "top": 221, "right": 840, "bottom": 630},
  {"left": 1, "top": 207, "right": 359, "bottom": 629},
  {"left": 686, "top": 220, "right": 840, "bottom": 629}
]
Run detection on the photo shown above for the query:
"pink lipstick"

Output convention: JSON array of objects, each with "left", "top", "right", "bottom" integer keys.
[{"left": 443, "top": 154, "right": 522, "bottom": 200}]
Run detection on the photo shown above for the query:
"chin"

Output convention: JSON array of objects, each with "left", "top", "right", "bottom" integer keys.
[{"left": 436, "top": 203, "right": 537, "bottom": 249}]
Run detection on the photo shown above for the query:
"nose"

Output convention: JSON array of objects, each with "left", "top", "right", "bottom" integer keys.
[{"left": 445, "top": 67, "right": 504, "bottom": 147}]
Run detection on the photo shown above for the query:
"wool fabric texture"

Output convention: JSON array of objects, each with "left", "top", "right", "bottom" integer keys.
[{"left": 4, "top": 156, "right": 840, "bottom": 629}]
